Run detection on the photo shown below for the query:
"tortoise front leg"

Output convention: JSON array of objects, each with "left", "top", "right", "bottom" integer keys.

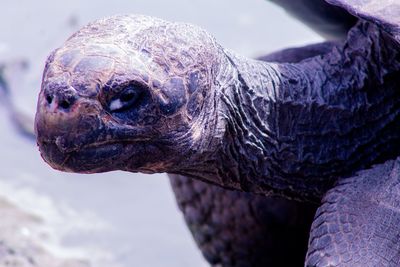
[
  {"left": 306, "top": 157, "right": 400, "bottom": 266},
  {"left": 170, "top": 174, "right": 316, "bottom": 267}
]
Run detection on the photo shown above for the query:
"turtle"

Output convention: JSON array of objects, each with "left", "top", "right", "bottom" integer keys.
[{"left": 34, "top": 0, "right": 400, "bottom": 266}]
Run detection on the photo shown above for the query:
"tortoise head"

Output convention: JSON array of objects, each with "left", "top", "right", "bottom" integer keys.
[{"left": 35, "top": 15, "right": 226, "bottom": 174}]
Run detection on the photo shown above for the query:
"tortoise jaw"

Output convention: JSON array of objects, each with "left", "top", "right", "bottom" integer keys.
[
  {"left": 37, "top": 136, "right": 129, "bottom": 173},
  {"left": 36, "top": 117, "right": 167, "bottom": 173}
]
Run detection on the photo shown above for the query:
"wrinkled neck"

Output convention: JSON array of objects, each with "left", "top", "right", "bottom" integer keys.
[
  {"left": 214, "top": 52, "right": 318, "bottom": 199},
  {"left": 175, "top": 22, "right": 400, "bottom": 201}
]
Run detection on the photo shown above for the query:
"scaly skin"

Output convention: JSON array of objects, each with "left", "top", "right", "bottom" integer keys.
[
  {"left": 170, "top": 174, "right": 317, "bottom": 267},
  {"left": 306, "top": 157, "right": 400, "bottom": 266}
]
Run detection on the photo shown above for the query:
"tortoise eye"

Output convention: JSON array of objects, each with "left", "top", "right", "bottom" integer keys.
[{"left": 109, "top": 85, "right": 141, "bottom": 112}]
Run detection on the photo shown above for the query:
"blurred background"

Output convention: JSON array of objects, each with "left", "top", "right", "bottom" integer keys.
[{"left": 0, "top": 0, "right": 321, "bottom": 266}]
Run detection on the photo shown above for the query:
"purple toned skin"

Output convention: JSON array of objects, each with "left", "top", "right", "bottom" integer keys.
[
  {"left": 35, "top": 1, "right": 400, "bottom": 266},
  {"left": 327, "top": 0, "right": 400, "bottom": 42}
]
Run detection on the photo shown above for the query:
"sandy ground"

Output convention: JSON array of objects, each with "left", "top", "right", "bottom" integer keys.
[{"left": 0, "top": 1, "right": 321, "bottom": 266}]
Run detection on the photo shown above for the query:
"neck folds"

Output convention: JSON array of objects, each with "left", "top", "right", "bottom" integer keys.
[{"left": 177, "top": 21, "right": 400, "bottom": 201}]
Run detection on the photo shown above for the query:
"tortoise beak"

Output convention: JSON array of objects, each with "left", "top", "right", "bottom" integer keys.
[{"left": 35, "top": 87, "right": 105, "bottom": 172}]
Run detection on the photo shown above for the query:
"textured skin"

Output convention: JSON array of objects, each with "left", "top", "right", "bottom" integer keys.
[
  {"left": 168, "top": 42, "right": 335, "bottom": 267},
  {"left": 170, "top": 174, "right": 316, "bottom": 267},
  {"left": 206, "top": 21, "right": 400, "bottom": 201},
  {"left": 306, "top": 157, "right": 400, "bottom": 266},
  {"left": 34, "top": 15, "right": 223, "bottom": 174},
  {"left": 327, "top": 0, "right": 400, "bottom": 43},
  {"left": 33, "top": 4, "right": 400, "bottom": 267}
]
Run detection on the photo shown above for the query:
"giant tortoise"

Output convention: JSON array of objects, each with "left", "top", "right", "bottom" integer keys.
[{"left": 34, "top": 0, "right": 400, "bottom": 266}]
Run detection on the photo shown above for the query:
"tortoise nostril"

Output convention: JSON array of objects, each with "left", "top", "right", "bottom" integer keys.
[
  {"left": 46, "top": 95, "right": 53, "bottom": 104},
  {"left": 43, "top": 89, "right": 76, "bottom": 112},
  {"left": 59, "top": 100, "right": 71, "bottom": 109}
]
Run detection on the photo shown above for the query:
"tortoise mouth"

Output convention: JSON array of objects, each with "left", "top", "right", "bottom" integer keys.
[
  {"left": 38, "top": 138, "right": 127, "bottom": 173},
  {"left": 37, "top": 134, "right": 166, "bottom": 174}
]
